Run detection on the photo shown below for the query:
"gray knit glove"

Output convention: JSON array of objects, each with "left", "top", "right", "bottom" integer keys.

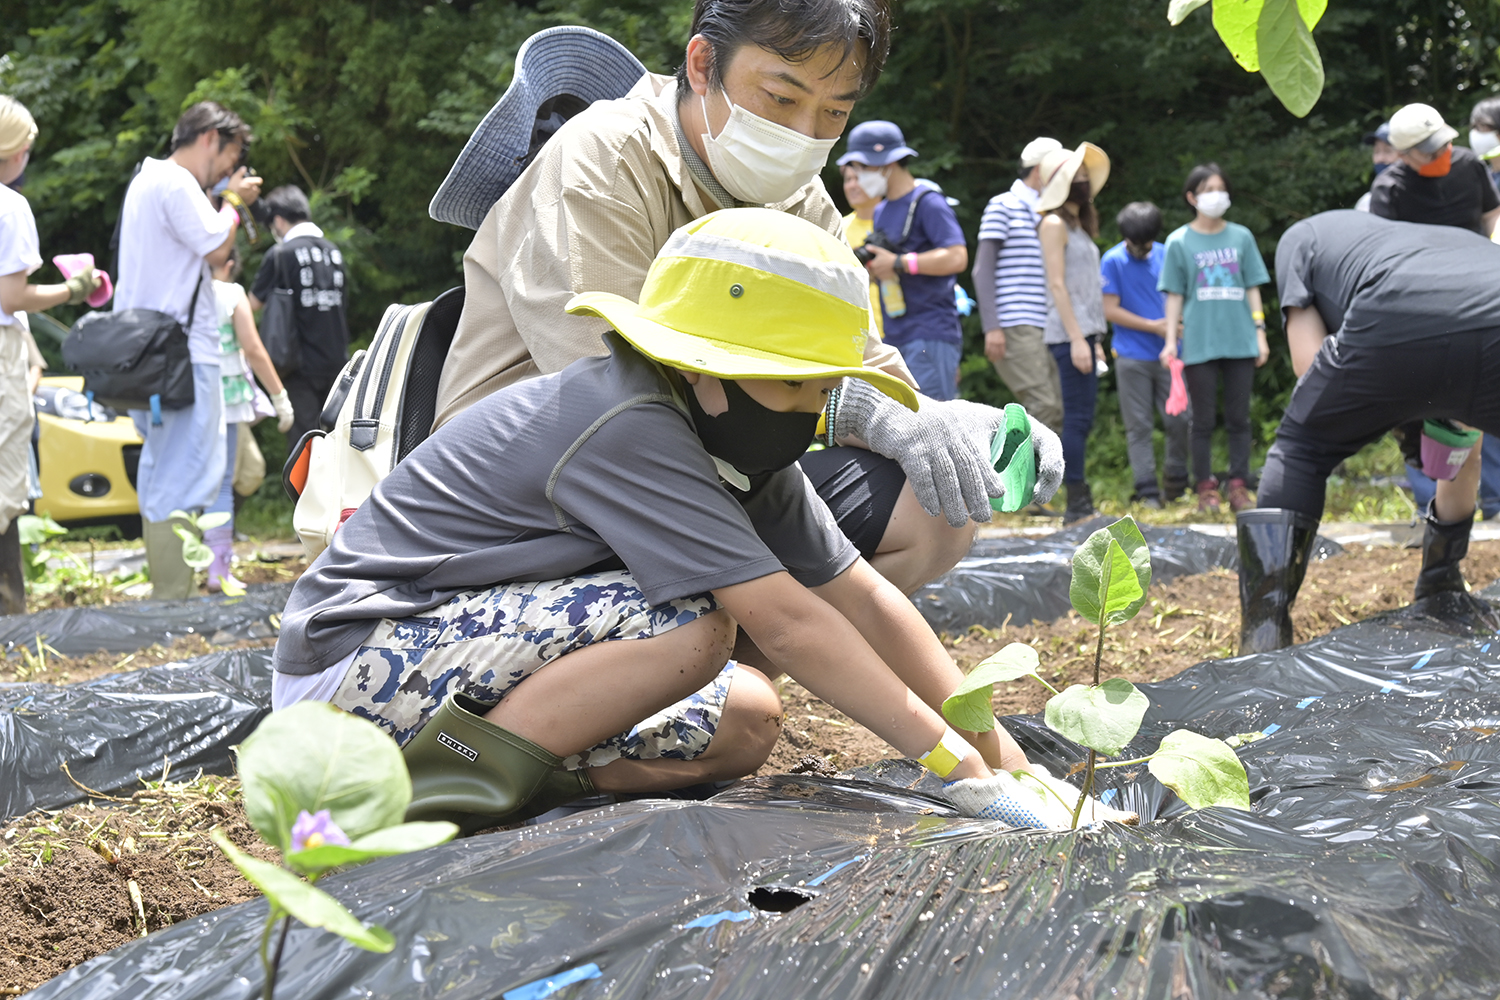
[
  {"left": 833, "top": 378, "right": 1002, "bottom": 527},
  {"left": 1029, "top": 419, "right": 1064, "bottom": 507}
]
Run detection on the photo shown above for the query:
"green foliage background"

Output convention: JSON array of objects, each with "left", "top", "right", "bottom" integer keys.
[{"left": 3, "top": 0, "right": 1498, "bottom": 522}]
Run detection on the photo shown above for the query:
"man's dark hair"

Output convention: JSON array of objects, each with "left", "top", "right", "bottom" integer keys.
[
  {"left": 1472, "top": 96, "right": 1500, "bottom": 131},
  {"left": 1183, "top": 162, "right": 1230, "bottom": 203},
  {"left": 170, "top": 101, "right": 252, "bottom": 153},
  {"left": 1116, "top": 201, "right": 1162, "bottom": 244},
  {"left": 674, "top": 0, "right": 892, "bottom": 101},
  {"left": 262, "top": 185, "right": 311, "bottom": 225}
]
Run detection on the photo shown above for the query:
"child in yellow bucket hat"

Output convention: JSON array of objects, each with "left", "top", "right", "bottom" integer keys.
[{"left": 272, "top": 208, "right": 1133, "bottom": 830}]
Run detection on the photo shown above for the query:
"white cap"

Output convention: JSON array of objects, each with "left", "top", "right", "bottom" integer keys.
[
  {"left": 1020, "top": 137, "right": 1063, "bottom": 169},
  {"left": 1388, "top": 103, "right": 1459, "bottom": 154}
]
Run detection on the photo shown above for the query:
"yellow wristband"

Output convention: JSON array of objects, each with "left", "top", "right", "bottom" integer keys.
[
  {"left": 1251, "top": 310, "right": 1265, "bottom": 321},
  {"left": 917, "top": 727, "right": 972, "bottom": 779}
]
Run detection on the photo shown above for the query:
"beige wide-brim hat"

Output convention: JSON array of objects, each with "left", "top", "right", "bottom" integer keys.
[{"left": 1036, "top": 142, "right": 1111, "bottom": 212}]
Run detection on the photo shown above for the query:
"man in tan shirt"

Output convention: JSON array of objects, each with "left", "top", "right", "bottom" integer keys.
[{"left": 431, "top": 0, "right": 1062, "bottom": 596}]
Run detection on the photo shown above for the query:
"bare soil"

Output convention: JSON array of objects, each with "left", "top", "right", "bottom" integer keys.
[
  {"left": 0, "top": 775, "right": 275, "bottom": 995},
  {"left": 0, "top": 632, "right": 278, "bottom": 687}
]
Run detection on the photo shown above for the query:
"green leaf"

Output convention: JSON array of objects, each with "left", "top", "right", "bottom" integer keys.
[
  {"left": 173, "top": 525, "right": 214, "bottom": 570},
  {"left": 197, "top": 511, "right": 231, "bottom": 530},
  {"left": 235, "top": 702, "right": 412, "bottom": 854},
  {"left": 941, "top": 643, "right": 1040, "bottom": 732},
  {"left": 1069, "top": 518, "right": 1151, "bottom": 627},
  {"left": 286, "top": 821, "right": 458, "bottom": 877},
  {"left": 1166, "top": 0, "right": 1210, "bottom": 26},
  {"left": 211, "top": 830, "right": 395, "bottom": 953},
  {"left": 1148, "top": 730, "right": 1252, "bottom": 810},
  {"left": 1256, "top": 0, "right": 1324, "bottom": 117},
  {"left": 1044, "top": 678, "right": 1149, "bottom": 756},
  {"left": 1297, "top": 0, "right": 1327, "bottom": 30},
  {"left": 1212, "top": 0, "right": 1264, "bottom": 70},
  {"left": 17, "top": 514, "right": 67, "bottom": 547}
]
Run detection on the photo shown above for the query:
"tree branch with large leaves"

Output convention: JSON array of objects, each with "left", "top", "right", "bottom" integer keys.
[{"left": 1169, "top": 0, "right": 1327, "bottom": 117}]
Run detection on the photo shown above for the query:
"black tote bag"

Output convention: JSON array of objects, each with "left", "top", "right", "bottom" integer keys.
[{"left": 62, "top": 280, "right": 200, "bottom": 413}]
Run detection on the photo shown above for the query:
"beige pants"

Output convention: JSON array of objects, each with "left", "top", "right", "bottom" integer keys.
[
  {"left": 0, "top": 324, "right": 34, "bottom": 535},
  {"left": 991, "top": 324, "right": 1063, "bottom": 434}
]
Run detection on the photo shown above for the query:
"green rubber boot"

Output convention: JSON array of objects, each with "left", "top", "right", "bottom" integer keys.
[
  {"left": 402, "top": 692, "right": 571, "bottom": 834},
  {"left": 142, "top": 517, "right": 195, "bottom": 600},
  {"left": 507, "top": 765, "right": 599, "bottom": 825}
]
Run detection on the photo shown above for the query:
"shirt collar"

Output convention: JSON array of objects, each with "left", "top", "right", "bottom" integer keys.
[
  {"left": 671, "top": 97, "right": 745, "bottom": 211},
  {"left": 1010, "top": 177, "right": 1041, "bottom": 207},
  {"left": 281, "top": 221, "right": 324, "bottom": 243}
]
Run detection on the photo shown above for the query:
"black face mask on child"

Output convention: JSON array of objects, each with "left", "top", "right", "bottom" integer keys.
[{"left": 683, "top": 377, "right": 821, "bottom": 478}]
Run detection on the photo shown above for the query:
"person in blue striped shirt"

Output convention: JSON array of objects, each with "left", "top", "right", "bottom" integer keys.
[{"left": 973, "top": 137, "right": 1065, "bottom": 439}]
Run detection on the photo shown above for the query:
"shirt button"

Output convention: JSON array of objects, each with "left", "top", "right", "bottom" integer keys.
[{"left": 730, "top": 283, "right": 744, "bottom": 298}]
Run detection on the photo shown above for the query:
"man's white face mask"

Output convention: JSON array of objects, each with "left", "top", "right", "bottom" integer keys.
[{"left": 701, "top": 89, "right": 839, "bottom": 204}]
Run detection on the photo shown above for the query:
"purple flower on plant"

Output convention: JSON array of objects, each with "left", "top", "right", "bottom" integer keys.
[{"left": 289, "top": 809, "right": 350, "bottom": 852}]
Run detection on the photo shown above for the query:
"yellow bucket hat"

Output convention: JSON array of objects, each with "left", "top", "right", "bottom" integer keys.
[{"left": 567, "top": 208, "right": 919, "bottom": 411}]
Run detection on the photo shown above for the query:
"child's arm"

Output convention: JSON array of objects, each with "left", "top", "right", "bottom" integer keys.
[
  {"left": 713, "top": 570, "right": 993, "bottom": 781},
  {"left": 812, "top": 558, "right": 1031, "bottom": 772},
  {"left": 1103, "top": 294, "right": 1167, "bottom": 337},
  {"left": 1248, "top": 285, "right": 1269, "bottom": 367},
  {"left": 232, "top": 297, "right": 285, "bottom": 396},
  {"left": 1160, "top": 292, "right": 1184, "bottom": 366}
]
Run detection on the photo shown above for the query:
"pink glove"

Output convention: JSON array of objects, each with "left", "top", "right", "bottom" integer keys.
[
  {"left": 52, "top": 253, "right": 113, "bottom": 308},
  {"left": 1165, "top": 357, "right": 1188, "bottom": 417}
]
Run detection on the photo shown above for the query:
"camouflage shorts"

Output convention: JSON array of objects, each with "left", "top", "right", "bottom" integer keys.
[{"left": 330, "top": 570, "right": 731, "bottom": 770}]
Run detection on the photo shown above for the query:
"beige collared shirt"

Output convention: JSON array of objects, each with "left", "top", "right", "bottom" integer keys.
[{"left": 432, "top": 74, "right": 914, "bottom": 430}]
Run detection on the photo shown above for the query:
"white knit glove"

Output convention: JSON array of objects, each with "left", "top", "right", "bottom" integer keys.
[
  {"left": 271, "top": 390, "right": 295, "bottom": 433},
  {"left": 943, "top": 765, "right": 1139, "bottom": 828},
  {"left": 834, "top": 379, "right": 1065, "bottom": 524},
  {"left": 834, "top": 379, "right": 1001, "bottom": 527}
]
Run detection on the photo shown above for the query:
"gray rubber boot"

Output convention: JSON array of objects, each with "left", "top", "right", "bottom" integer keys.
[
  {"left": 1237, "top": 508, "right": 1320, "bottom": 654},
  {"left": 142, "top": 517, "right": 195, "bottom": 600}
]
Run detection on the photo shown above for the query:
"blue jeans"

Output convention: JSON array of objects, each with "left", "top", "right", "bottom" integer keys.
[
  {"left": 129, "top": 363, "right": 225, "bottom": 523},
  {"left": 1405, "top": 432, "right": 1500, "bottom": 518},
  {"left": 1048, "top": 337, "right": 1099, "bottom": 484},
  {"left": 897, "top": 338, "right": 961, "bottom": 401}
]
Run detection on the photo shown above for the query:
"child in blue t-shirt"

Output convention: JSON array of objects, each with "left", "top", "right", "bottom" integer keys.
[
  {"left": 1100, "top": 202, "right": 1189, "bottom": 508},
  {"left": 1159, "top": 164, "right": 1270, "bottom": 513}
]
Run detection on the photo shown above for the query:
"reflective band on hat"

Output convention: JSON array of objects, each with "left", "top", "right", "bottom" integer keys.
[{"left": 917, "top": 727, "right": 972, "bottom": 779}]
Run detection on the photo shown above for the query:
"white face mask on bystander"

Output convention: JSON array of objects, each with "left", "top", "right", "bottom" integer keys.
[
  {"left": 855, "top": 168, "right": 888, "bottom": 201},
  {"left": 701, "top": 89, "right": 839, "bottom": 205},
  {"left": 1470, "top": 128, "right": 1500, "bottom": 159},
  {"left": 1195, "top": 191, "right": 1231, "bottom": 218}
]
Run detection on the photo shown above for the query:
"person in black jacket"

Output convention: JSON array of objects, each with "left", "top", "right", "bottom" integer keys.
[
  {"left": 1238, "top": 211, "right": 1500, "bottom": 653},
  {"left": 248, "top": 185, "right": 349, "bottom": 447}
]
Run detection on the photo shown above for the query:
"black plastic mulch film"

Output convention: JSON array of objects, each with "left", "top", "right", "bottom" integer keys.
[
  {"left": 912, "top": 517, "right": 1344, "bottom": 634},
  {"left": 12, "top": 551, "right": 1500, "bottom": 997}
]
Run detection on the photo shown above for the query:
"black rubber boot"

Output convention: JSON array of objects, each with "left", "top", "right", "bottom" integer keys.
[
  {"left": 1414, "top": 503, "right": 1474, "bottom": 599},
  {"left": 1062, "top": 481, "right": 1096, "bottom": 526},
  {"left": 0, "top": 520, "right": 24, "bottom": 616},
  {"left": 1162, "top": 474, "right": 1190, "bottom": 503},
  {"left": 403, "top": 692, "right": 573, "bottom": 835},
  {"left": 1237, "top": 508, "right": 1320, "bottom": 654}
]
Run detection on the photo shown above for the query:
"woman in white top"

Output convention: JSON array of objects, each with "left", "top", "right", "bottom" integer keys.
[
  {"left": 0, "top": 96, "right": 100, "bottom": 612},
  {"left": 206, "top": 245, "right": 292, "bottom": 593}
]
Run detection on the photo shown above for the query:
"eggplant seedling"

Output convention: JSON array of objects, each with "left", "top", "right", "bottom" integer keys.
[
  {"left": 942, "top": 517, "right": 1250, "bottom": 827},
  {"left": 213, "top": 702, "right": 458, "bottom": 1000}
]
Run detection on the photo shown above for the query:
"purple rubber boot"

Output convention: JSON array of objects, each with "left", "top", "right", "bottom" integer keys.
[{"left": 204, "top": 524, "right": 244, "bottom": 594}]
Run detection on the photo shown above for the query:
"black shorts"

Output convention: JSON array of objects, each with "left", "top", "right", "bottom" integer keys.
[{"left": 799, "top": 447, "right": 907, "bottom": 559}]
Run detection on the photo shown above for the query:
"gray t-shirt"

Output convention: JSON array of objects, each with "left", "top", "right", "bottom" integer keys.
[
  {"left": 1275, "top": 210, "right": 1500, "bottom": 346},
  {"left": 274, "top": 334, "right": 858, "bottom": 674}
]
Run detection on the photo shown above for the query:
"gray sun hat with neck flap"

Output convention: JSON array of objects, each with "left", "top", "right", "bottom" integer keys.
[{"left": 428, "top": 25, "right": 647, "bottom": 230}]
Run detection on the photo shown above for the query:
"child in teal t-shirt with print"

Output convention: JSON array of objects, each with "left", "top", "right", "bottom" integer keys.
[{"left": 1158, "top": 163, "right": 1270, "bottom": 514}]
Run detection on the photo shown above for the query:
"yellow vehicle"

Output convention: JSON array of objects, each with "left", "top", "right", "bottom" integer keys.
[{"left": 33, "top": 375, "right": 143, "bottom": 524}]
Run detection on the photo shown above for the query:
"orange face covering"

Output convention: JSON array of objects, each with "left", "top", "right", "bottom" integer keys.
[{"left": 1418, "top": 146, "right": 1453, "bottom": 177}]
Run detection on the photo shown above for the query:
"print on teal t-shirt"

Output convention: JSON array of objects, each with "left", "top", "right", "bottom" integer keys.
[{"left": 1157, "top": 222, "right": 1269, "bottom": 365}]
